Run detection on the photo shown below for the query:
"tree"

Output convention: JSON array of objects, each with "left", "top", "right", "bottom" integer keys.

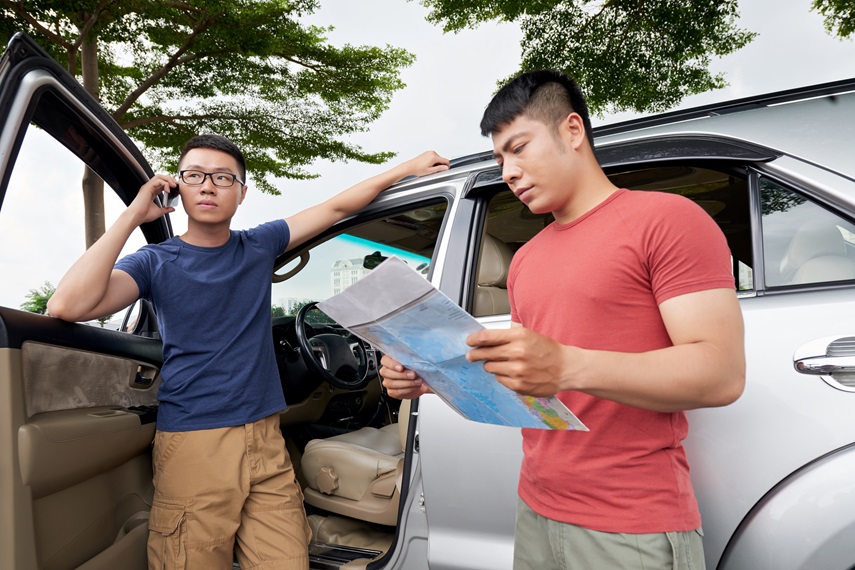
[
  {"left": 813, "top": 0, "right": 855, "bottom": 38},
  {"left": 288, "top": 300, "right": 330, "bottom": 324},
  {"left": 0, "top": 1, "right": 413, "bottom": 247},
  {"left": 419, "top": 0, "right": 759, "bottom": 116},
  {"left": 96, "top": 314, "right": 115, "bottom": 327},
  {"left": 271, "top": 304, "right": 286, "bottom": 318},
  {"left": 20, "top": 281, "right": 55, "bottom": 314}
]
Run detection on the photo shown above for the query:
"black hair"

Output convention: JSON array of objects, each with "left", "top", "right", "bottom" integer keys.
[
  {"left": 178, "top": 134, "right": 247, "bottom": 180},
  {"left": 480, "top": 69, "right": 594, "bottom": 149}
]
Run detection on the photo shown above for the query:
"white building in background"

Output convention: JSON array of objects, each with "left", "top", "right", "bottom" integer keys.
[{"left": 330, "top": 258, "right": 371, "bottom": 295}]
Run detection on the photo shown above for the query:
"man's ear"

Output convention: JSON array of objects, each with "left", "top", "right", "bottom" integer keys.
[
  {"left": 239, "top": 184, "right": 248, "bottom": 205},
  {"left": 562, "top": 112, "right": 587, "bottom": 151}
]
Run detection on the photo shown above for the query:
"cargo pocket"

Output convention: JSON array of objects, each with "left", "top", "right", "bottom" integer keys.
[
  {"left": 147, "top": 501, "right": 187, "bottom": 570},
  {"left": 666, "top": 528, "right": 706, "bottom": 570}
]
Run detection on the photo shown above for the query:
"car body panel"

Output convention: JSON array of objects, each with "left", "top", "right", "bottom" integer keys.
[
  {"left": 691, "top": 287, "right": 855, "bottom": 567},
  {"left": 719, "top": 444, "right": 855, "bottom": 569},
  {"left": 596, "top": 88, "right": 855, "bottom": 183}
]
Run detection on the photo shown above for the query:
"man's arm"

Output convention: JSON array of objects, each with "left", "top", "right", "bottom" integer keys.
[
  {"left": 284, "top": 151, "right": 449, "bottom": 252},
  {"left": 465, "top": 288, "right": 746, "bottom": 412},
  {"left": 47, "top": 175, "right": 177, "bottom": 322}
]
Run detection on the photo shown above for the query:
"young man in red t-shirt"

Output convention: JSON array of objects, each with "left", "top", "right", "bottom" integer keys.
[{"left": 380, "top": 69, "right": 745, "bottom": 569}]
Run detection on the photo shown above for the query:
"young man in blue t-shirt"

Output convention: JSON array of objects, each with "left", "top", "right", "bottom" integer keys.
[{"left": 48, "top": 134, "right": 448, "bottom": 569}]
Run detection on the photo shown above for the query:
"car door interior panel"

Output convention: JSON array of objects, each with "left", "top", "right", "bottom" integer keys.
[{"left": 1, "top": 308, "right": 159, "bottom": 570}]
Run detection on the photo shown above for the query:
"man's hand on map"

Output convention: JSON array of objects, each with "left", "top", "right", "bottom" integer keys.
[
  {"left": 465, "top": 326, "right": 571, "bottom": 397},
  {"left": 379, "top": 355, "right": 434, "bottom": 399}
]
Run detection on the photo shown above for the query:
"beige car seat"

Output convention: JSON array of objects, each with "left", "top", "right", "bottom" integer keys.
[
  {"left": 779, "top": 221, "right": 855, "bottom": 285},
  {"left": 472, "top": 234, "right": 514, "bottom": 316},
  {"left": 300, "top": 399, "right": 411, "bottom": 526}
]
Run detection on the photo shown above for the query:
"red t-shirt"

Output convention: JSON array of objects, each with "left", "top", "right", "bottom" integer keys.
[{"left": 509, "top": 188, "right": 735, "bottom": 533}]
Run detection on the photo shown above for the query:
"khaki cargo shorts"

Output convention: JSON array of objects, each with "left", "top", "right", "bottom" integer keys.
[{"left": 147, "top": 413, "right": 311, "bottom": 570}]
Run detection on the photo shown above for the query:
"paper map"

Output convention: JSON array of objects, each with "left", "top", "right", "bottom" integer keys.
[{"left": 318, "top": 257, "right": 587, "bottom": 430}]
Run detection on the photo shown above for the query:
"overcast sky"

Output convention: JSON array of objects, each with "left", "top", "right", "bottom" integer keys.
[
  {"left": 233, "top": 0, "right": 855, "bottom": 230},
  {"left": 1, "top": 0, "right": 854, "bottom": 309}
]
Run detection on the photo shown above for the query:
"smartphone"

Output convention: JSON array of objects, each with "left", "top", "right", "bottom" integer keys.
[{"left": 162, "top": 186, "right": 180, "bottom": 208}]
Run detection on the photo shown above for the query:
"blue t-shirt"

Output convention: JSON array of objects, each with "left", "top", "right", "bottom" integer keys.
[{"left": 115, "top": 220, "right": 290, "bottom": 431}]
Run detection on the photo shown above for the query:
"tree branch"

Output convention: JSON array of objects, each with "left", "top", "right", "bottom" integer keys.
[
  {"left": 2, "top": 0, "right": 73, "bottom": 49},
  {"left": 121, "top": 111, "right": 244, "bottom": 130},
  {"left": 572, "top": 0, "right": 612, "bottom": 39},
  {"left": 70, "top": 0, "right": 118, "bottom": 50},
  {"left": 276, "top": 53, "right": 330, "bottom": 76},
  {"left": 161, "top": 1, "right": 207, "bottom": 15},
  {"left": 113, "top": 10, "right": 224, "bottom": 122}
]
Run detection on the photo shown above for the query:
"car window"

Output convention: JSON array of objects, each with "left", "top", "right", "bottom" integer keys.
[
  {"left": 760, "top": 177, "right": 855, "bottom": 287},
  {"left": 272, "top": 201, "right": 448, "bottom": 320},
  {"left": 610, "top": 166, "right": 753, "bottom": 291},
  {"left": 472, "top": 166, "right": 753, "bottom": 317},
  {"left": 0, "top": 125, "right": 147, "bottom": 326}
]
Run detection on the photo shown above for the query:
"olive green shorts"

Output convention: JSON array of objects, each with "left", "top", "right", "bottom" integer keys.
[{"left": 514, "top": 497, "right": 706, "bottom": 570}]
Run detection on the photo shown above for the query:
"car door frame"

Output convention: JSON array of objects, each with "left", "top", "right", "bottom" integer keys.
[{"left": 0, "top": 32, "right": 170, "bottom": 570}]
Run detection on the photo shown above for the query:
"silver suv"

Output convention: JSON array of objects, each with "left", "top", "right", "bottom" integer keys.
[{"left": 2, "top": 32, "right": 855, "bottom": 570}]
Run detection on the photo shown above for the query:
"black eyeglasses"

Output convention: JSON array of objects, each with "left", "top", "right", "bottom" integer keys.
[{"left": 178, "top": 170, "right": 245, "bottom": 187}]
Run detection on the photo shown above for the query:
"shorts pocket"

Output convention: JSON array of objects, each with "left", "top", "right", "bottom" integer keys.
[
  {"left": 153, "top": 431, "right": 188, "bottom": 475},
  {"left": 147, "top": 501, "right": 187, "bottom": 570},
  {"left": 666, "top": 528, "right": 706, "bottom": 570}
]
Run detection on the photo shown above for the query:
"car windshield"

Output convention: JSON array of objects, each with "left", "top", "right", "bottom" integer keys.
[{"left": 270, "top": 203, "right": 444, "bottom": 319}]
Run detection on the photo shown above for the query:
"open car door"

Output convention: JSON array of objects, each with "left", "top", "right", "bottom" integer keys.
[{"left": 0, "top": 32, "right": 171, "bottom": 570}]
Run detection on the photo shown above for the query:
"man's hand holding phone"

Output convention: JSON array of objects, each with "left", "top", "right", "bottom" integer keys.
[{"left": 128, "top": 174, "right": 178, "bottom": 225}]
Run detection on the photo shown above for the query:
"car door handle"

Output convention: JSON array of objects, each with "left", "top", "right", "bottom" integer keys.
[
  {"left": 794, "top": 355, "right": 855, "bottom": 374},
  {"left": 794, "top": 336, "right": 855, "bottom": 392}
]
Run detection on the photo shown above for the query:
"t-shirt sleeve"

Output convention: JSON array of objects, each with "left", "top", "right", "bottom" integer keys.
[
  {"left": 114, "top": 248, "right": 155, "bottom": 300},
  {"left": 645, "top": 195, "right": 736, "bottom": 305},
  {"left": 246, "top": 219, "right": 291, "bottom": 256}
]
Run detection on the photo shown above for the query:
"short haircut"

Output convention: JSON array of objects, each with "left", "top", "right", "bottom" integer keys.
[
  {"left": 178, "top": 134, "right": 247, "bottom": 181},
  {"left": 480, "top": 69, "right": 594, "bottom": 149}
]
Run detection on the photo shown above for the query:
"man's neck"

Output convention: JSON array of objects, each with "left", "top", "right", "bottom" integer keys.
[
  {"left": 180, "top": 220, "right": 232, "bottom": 247},
  {"left": 553, "top": 177, "right": 620, "bottom": 225}
]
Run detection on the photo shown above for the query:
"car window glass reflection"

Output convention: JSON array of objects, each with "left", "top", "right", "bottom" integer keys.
[{"left": 761, "top": 178, "right": 855, "bottom": 287}]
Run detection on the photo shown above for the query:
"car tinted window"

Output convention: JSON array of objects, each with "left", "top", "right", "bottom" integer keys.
[
  {"left": 473, "top": 166, "right": 752, "bottom": 317},
  {"left": 0, "top": 125, "right": 146, "bottom": 326},
  {"left": 761, "top": 178, "right": 855, "bottom": 287},
  {"left": 610, "top": 166, "right": 752, "bottom": 291},
  {"left": 271, "top": 201, "right": 448, "bottom": 319}
]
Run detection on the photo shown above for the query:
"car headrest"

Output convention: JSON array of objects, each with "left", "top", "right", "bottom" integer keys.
[
  {"left": 477, "top": 234, "right": 513, "bottom": 288},
  {"left": 780, "top": 221, "right": 847, "bottom": 281}
]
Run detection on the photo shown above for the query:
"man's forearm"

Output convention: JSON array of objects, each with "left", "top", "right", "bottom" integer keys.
[
  {"left": 325, "top": 162, "right": 413, "bottom": 220},
  {"left": 47, "top": 210, "right": 139, "bottom": 321},
  {"left": 563, "top": 341, "right": 746, "bottom": 412},
  {"left": 285, "top": 151, "right": 448, "bottom": 252}
]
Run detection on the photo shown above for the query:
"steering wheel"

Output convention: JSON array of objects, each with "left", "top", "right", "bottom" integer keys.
[{"left": 294, "top": 302, "right": 373, "bottom": 390}]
